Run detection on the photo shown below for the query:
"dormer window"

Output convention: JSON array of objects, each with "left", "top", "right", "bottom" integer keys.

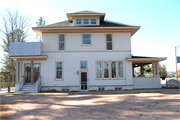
[
  {"left": 76, "top": 19, "right": 81, "bottom": 25},
  {"left": 83, "top": 19, "right": 89, "bottom": 25},
  {"left": 91, "top": 19, "right": 96, "bottom": 25}
]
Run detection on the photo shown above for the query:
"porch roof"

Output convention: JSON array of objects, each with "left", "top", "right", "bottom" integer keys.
[
  {"left": 126, "top": 56, "right": 167, "bottom": 63},
  {"left": 10, "top": 55, "right": 48, "bottom": 61}
]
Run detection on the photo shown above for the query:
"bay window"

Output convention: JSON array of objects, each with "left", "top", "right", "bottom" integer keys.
[{"left": 96, "top": 61, "right": 125, "bottom": 79}]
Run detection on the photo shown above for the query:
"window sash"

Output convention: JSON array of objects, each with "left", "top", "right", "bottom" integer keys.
[
  {"left": 81, "top": 62, "right": 87, "bottom": 69},
  {"left": 83, "top": 19, "right": 89, "bottom": 25},
  {"left": 59, "top": 34, "right": 65, "bottom": 51},
  {"left": 106, "top": 34, "right": 112, "bottom": 50},
  {"left": 104, "top": 61, "right": 109, "bottom": 78},
  {"left": 96, "top": 61, "right": 102, "bottom": 78},
  {"left": 91, "top": 19, "right": 96, "bottom": 24},
  {"left": 56, "top": 62, "right": 63, "bottom": 79},
  {"left": 82, "top": 34, "right": 91, "bottom": 44},
  {"left": 111, "top": 61, "right": 116, "bottom": 78},
  {"left": 76, "top": 19, "right": 81, "bottom": 25},
  {"left": 118, "top": 61, "right": 124, "bottom": 78}
]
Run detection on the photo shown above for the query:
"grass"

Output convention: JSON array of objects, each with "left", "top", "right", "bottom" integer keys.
[
  {"left": 38, "top": 93, "right": 69, "bottom": 96},
  {"left": 1, "top": 94, "right": 25, "bottom": 97}
]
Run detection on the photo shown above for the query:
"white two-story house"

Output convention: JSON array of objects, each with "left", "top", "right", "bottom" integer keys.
[{"left": 10, "top": 10, "right": 166, "bottom": 93}]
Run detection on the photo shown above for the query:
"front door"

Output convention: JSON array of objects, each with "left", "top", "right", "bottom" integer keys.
[
  {"left": 25, "top": 64, "right": 31, "bottom": 84},
  {"left": 25, "top": 63, "right": 40, "bottom": 84},
  {"left": 81, "top": 72, "right": 88, "bottom": 91}
]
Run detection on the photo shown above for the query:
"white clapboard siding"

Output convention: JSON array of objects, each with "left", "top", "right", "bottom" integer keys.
[{"left": 10, "top": 42, "right": 41, "bottom": 56}]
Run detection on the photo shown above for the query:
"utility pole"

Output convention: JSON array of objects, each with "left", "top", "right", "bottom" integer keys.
[{"left": 175, "top": 44, "right": 180, "bottom": 80}]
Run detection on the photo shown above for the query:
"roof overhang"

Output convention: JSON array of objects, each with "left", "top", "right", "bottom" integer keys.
[
  {"left": 10, "top": 55, "right": 48, "bottom": 61},
  {"left": 126, "top": 57, "right": 167, "bottom": 63},
  {"left": 32, "top": 26, "right": 140, "bottom": 37},
  {"left": 66, "top": 13, "right": 105, "bottom": 22}
]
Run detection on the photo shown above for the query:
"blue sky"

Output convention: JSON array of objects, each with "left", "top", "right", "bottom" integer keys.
[{"left": 0, "top": 0, "right": 179, "bottom": 71}]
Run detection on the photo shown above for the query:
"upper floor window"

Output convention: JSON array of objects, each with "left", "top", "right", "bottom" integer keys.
[
  {"left": 83, "top": 19, "right": 89, "bottom": 25},
  {"left": 106, "top": 34, "right": 112, "bottom": 50},
  {"left": 76, "top": 19, "right": 81, "bottom": 25},
  {"left": 59, "top": 34, "right": 65, "bottom": 51},
  {"left": 82, "top": 34, "right": 91, "bottom": 45},
  {"left": 91, "top": 19, "right": 96, "bottom": 25}
]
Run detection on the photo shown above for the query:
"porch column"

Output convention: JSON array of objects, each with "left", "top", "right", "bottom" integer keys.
[
  {"left": 16, "top": 62, "right": 19, "bottom": 84},
  {"left": 141, "top": 65, "right": 144, "bottom": 75},
  {"left": 152, "top": 62, "right": 156, "bottom": 76},
  {"left": 19, "top": 61, "right": 22, "bottom": 80},
  {"left": 132, "top": 66, "right": 134, "bottom": 77},
  {"left": 31, "top": 61, "right": 34, "bottom": 84},
  {"left": 156, "top": 62, "right": 159, "bottom": 76}
]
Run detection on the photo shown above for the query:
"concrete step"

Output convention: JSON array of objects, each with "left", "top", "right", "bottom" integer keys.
[{"left": 17, "top": 90, "right": 38, "bottom": 94}]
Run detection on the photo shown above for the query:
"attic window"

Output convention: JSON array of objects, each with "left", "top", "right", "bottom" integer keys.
[
  {"left": 91, "top": 19, "right": 96, "bottom": 25},
  {"left": 84, "top": 19, "right": 89, "bottom": 25},
  {"left": 76, "top": 19, "right": 81, "bottom": 25}
]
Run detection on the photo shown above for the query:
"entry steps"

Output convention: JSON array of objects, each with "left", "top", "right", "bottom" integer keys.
[{"left": 17, "top": 85, "right": 38, "bottom": 94}]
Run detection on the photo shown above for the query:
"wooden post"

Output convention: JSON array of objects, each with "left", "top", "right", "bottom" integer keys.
[
  {"left": 31, "top": 61, "right": 34, "bottom": 84},
  {"left": 8, "top": 73, "right": 10, "bottom": 93}
]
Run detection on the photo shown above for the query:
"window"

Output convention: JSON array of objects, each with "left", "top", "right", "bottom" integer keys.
[
  {"left": 104, "top": 61, "right": 109, "bottom": 78},
  {"left": 82, "top": 34, "right": 91, "bottom": 44},
  {"left": 96, "top": 61, "right": 102, "bottom": 78},
  {"left": 118, "top": 61, "right": 124, "bottom": 78},
  {"left": 96, "top": 61, "right": 124, "bottom": 79},
  {"left": 91, "top": 19, "right": 96, "bottom": 25},
  {"left": 106, "top": 34, "right": 112, "bottom": 50},
  {"left": 111, "top": 61, "right": 116, "bottom": 78},
  {"left": 81, "top": 61, "right": 87, "bottom": 69},
  {"left": 83, "top": 19, "right": 89, "bottom": 25},
  {"left": 59, "top": 34, "right": 65, "bottom": 51},
  {"left": 56, "top": 62, "right": 63, "bottom": 80},
  {"left": 76, "top": 19, "right": 81, "bottom": 25}
]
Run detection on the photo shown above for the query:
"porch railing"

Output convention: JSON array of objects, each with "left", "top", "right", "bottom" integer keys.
[
  {"left": 18, "top": 76, "right": 24, "bottom": 91},
  {"left": 36, "top": 76, "right": 41, "bottom": 92}
]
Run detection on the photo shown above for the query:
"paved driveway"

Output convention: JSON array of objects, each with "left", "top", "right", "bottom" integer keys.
[{"left": 1, "top": 90, "right": 179, "bottom": 119}]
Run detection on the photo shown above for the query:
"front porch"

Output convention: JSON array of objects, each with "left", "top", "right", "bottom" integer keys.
[{"left": 127, "top": 56, "right": 167, "bottom": 89}]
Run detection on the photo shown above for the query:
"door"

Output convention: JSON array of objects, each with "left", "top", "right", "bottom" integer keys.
[
  {"left": 81, "top": 72, "right": 88, "bottom": 90},
  {"left": 25, "top": 64, "right": 31, "bottom": 84},
  {"left": 33, "top": 64, "right": 40, "bottom": 83},
  {"left": 25, "top": 63, "right": 40, "bottom": 84}
]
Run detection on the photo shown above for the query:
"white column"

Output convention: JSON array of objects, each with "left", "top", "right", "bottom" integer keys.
[
  {"left": 156, "top": 62, "right": 159, "bottom": 76},
  {"left": 16, "top": 62, "right": 19, "bottom": 84}
]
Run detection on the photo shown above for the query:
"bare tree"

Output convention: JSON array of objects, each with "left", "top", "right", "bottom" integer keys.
[{"left": 0, "top": 8, "right": 31, "bottom": 91}]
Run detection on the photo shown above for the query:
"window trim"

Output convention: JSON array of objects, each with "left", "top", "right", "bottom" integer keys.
[
  {"left": 105, "top": 33, "right": 113, "bottom": 51},
  {"left": 91, "top": 19, "right": 97, "bottom": 25},
  {"left": 57, "top": 34, "right": 66, "bottom": 52},
  {"left": 80, "top": 61, "right": 88, "bottom": 70},
  {"left": 96, "top": 61, "right": 103, "bottom": 79},
  {"left": 117, "top": 61, "right": 125, "bottom": 79},
  {"left": 83, "top": 19, "right": 89, "bottom": 25},
  {"left": 76, "top": 19, "right": 82, "bottom": 25},
  {"left": 103, "top": 61, "right": 110, "bottom": 79},
  {"left": 81, "top": 33, "right": 92, "bottom": 46},
  {"left": 55, "top": 61, "right": 64, "bottom": 81},
  {"left": 95, "top": 60, "right": 125, "bottom": 80}
]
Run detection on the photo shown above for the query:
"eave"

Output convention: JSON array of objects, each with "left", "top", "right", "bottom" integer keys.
[
  {"left": 10, "top": 55, "right": 48, "bottom": 61},
  {"left": 32, "top": 26, "right": 140, "bottom": 38}
]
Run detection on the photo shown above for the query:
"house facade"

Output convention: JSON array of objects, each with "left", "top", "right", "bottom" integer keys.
[{"left": 10, "top": 11, "right": 166, "bottom": 93}]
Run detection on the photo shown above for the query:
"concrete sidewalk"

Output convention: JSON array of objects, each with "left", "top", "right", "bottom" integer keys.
[{"left": 0, "top": 87, "right": 15, "bottom": 94}]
